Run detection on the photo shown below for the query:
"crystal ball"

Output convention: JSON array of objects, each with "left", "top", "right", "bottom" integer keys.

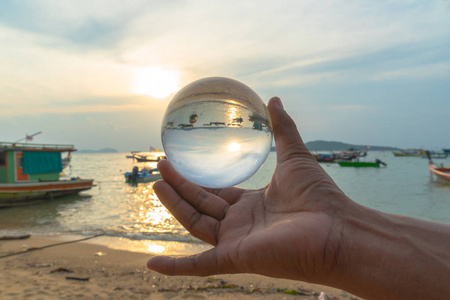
[{"left": 161, "top": 77, "right": 273, "bottom": 188}]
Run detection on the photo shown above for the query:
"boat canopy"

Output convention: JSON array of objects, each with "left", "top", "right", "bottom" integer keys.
[
  {"left": 23, "top": 151, "right": 62, "bottom": 174},
  {"left": 0, "top": 142, "right": 76, "bottom": 152}
]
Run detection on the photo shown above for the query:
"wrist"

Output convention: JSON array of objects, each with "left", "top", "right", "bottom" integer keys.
[{"left": 330, "top": 201, "right": 450, "bottom": 300}]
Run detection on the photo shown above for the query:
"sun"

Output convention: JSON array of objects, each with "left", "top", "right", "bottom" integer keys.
[{"left": 134, "top": 67, "right": 180, "bottom": 99}]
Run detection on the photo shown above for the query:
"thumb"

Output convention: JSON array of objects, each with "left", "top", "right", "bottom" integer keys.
[
  {"left": 267, "top": 97, "right": 312, "bottom": 164},
  {"left": 147, "top": 248, "right": 235, "bottom": 276}
]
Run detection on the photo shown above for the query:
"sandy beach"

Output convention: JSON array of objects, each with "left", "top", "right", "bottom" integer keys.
[{"left": 0, "top": 235, "right": 360, "bottom": 300}]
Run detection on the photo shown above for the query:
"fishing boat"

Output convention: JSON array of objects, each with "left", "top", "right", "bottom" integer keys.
[
  {"left": 426, "top": 151, "right": 450, "bottom": 182},
  {"left": 130, "top": 151, "right": 167, "bottom": 162},
  {"left": 392, "top": 149, "right": 424, "bottom": 157},
  {"left": 422, "top": 152, "right": 448, "bottom": 159},
  {"left": 392, "top": 151, "right": 415, "bottom": 157},
  {"left": 313, "top": 153, "right": 337, "bottom": 163},
  {"left": 338, "top": 148, "right": 367, "bottom": 160},
  {"left": 0, "top": 142, "right": 95, "bottom": 208},
  {"left": 337, "top": 159, "right": 387, "bottom": 168},
  {"left": 124, "top": 166, "right": 162, "bottom": 184}
]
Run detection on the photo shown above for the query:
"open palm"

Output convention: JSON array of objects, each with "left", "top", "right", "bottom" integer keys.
[{"left": 148, "top": 97, "right": 349, "bottom": 283}]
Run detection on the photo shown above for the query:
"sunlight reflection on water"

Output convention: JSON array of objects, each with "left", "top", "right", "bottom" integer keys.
[{"left": 0, "top": 151, "right": 449, "bottom": 255}]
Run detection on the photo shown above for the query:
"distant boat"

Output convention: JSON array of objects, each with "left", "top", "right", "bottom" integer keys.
[
  {"left": 313, "top": 153, "right": 336, "bottom": 163},
  {"left": 124, "top": 166, "right": 162, "bottom": 184},
  {"left": 422, "top": 152, "right": 448, "bottom": 159},
  {"left": 426, "top": 151, "right": 450, "bottom": 182},
  {"left": 393, "top": 150, "right": 447, "bottom": 158},
  {"left": 392, "top": 151, "right": 416, "bottom": 157},
  {"left": 337, "top": 159, "right": 387, "bottom": 168},
  {"left": 130, "top": 151, "right": 167, "bottom": 162},
  {"left": 339, "top": 148, "right": 367, "bottom": 160},
  {"left": 442, "top": 148, "right": 450, "bottom": 154},
  {"left": 392, "top": 149, "right": 424, "bottom": 157},
  {"left": 313, "top": 148, "right": 367, "bottom": 163},
  {"left": 0, "top": 141, "right": 95, "bottom": 208}
]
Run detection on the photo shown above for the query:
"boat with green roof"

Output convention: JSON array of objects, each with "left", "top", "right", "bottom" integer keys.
[{"left": 0, "top": 141, "right": 95, "bottom": 208}]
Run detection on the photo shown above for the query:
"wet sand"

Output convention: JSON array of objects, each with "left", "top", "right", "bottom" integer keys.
[{"left": 0, "top": 235, "right": 360, "bottom": 299}]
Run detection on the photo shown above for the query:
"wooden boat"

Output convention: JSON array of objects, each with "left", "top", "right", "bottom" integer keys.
[
  {"left": 313, "top": 148, "right": 368, "bottom": 163},
  {"left": 393, "top": 149, "right": 448, "bottom": 159},
  {"left": 392, "top": 151, "right": 414, "bottom": 157},
  {"left": 337, "top": 159, "right": 387, "bottom": 168},
  {"left": 124, "top": 166, "right": 162, "bottom": 184},
  {"left": 0, "top": 142, "right": 95, "bottom": 208},
  {"left": 131, "top": 151, "right": 167, "bottom": 162},
  {"left": 313, "top": 153, "right": 337, "bottom": 163},
  {"left": 392, "top": 150, "right": 424, "bottom": 157},
  {"left": 338, "top": 148, "right": 367, "bottom": 160},
  {"left": 426, "top": 151, "right": 450, "bottom": 182},
  {"left": 422, "top": 152, "right": 448, "bottom": 159}
]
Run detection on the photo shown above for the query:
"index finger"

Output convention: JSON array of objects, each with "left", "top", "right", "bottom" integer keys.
[{"left": 157, "top": 160, "right": 230, "bottom": 221}]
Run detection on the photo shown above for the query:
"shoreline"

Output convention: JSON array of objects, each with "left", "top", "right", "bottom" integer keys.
[{"left": 0, "top": 234, "right": 360, "bottom": 299}]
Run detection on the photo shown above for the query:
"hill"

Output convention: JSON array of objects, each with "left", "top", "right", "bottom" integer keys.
[
  {"left": 77, "top": 148, "right": 119, "bottom": 153},
  {"left": 304, "top": 140, "right": 402, "bottom": 152}
]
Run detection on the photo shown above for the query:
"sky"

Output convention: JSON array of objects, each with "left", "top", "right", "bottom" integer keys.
[{"left": 1, "top": 0, "right": 449, "bottom": 152}]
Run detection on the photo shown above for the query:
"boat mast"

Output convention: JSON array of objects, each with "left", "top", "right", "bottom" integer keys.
[{"left": 14, "top": 131, "right": 42, "bottom": 143}]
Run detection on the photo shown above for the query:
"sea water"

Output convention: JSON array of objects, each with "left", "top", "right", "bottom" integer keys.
[{"left": 0, "top": 151, "right": 449, "bottom": 254}]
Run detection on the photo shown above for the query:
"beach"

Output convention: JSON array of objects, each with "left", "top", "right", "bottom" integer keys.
[
  {"left": 1, "top": 151, "right": 448, "bottom": 299},
  {"left": 0, "top": 235, "right": 360, "bottom": 300}
]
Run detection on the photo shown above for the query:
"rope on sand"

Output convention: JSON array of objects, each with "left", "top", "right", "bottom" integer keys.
[{"left": 0, "top": 234, "right": 105, "bottom": 259}]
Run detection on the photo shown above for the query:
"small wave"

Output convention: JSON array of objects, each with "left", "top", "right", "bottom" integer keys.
[{"left": 72, "top": 229, "right": 204, "bottom": 244}]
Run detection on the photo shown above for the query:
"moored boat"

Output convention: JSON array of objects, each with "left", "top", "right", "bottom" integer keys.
[
  {"left": 392, "top": 149, "right": 424, "bottom": 157},
  {"left": 392, "top": 151, "right": 415, "bottom": 157},
  {"left": 313, "top": 152, "right": 337, "bottom": 163},
  {"left": 426, "top": 151, "right": 450, "bottom": 183},
  {"left": 337, "top": 159, "right": 387, "bottom": 168},
  {"left": 393, "top": 149, "right": 448, "bottom": 158},
  {"left": 338, "top": 148, "right": 367, "bottom": 160},
  {"left": 0, "top": 142, "right": 95, "bottom": 208},
  {"left": 130, "top": 151, "right": 167, "bottom": 162},
  {"left": 422, "top": 152, "right": 448, "bottom": 159},
  {"left": 124, "top": 166, "right": 162, "bottom": 184}
]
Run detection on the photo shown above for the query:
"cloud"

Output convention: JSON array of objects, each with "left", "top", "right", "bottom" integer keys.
[
  {"left": 371, "top": 62, "right": 450, "bottom": 81},
  {"left": 0, "top": 0, "right": 449, "bottom": 149},
  {"left": 0, "top": 0, "right": 160, "bottom": 48}
]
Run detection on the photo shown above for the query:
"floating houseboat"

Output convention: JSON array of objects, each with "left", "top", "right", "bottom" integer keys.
[{"left": 0, "top": 142, "right": 95, "bottom": 208}]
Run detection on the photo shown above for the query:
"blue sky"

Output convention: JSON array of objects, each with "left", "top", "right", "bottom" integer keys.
[{"left": 0, "top": 0, "right": 449, "bottom": 152}]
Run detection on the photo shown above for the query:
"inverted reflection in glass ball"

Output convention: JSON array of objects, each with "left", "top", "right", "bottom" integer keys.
[{"left": 161, "top": 77, "right": 273, "bottom": 188}]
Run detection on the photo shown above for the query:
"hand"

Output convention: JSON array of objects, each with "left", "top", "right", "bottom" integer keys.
[{"left": 147, "top": 97, "right": 350, "bottom": 283}]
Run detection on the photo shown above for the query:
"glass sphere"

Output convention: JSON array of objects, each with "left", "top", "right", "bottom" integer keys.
[{"left": 161, "top": 77, "right": 273, "bottom": 188}]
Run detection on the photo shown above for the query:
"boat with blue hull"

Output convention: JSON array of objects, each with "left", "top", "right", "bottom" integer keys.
[{"left": 124, "top": 166, "right": 162, "bottom": 184}]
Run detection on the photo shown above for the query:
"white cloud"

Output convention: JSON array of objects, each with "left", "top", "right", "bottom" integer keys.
[
  {"left": 1, "top": 0, "right": 449, "bottom": 149},
  {"left": 371, "top": 62, "right": 450, "bottom": 81}
]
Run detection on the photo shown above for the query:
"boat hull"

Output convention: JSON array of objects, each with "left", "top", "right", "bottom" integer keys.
[
  {"left": 0, "top": 179, "right": 95, "bottom": 208},
  {"left": 125, "top": 173, "right": 162, "bottom": 183},
  {"left": 429, "top": 164, "right": 450, "bottom": 182},
  {"left": 337, "top": 161, "right": 380, "bottom": 168},
  {"left": 392, "top": 151, "right": 414, "bottom": 157}
]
